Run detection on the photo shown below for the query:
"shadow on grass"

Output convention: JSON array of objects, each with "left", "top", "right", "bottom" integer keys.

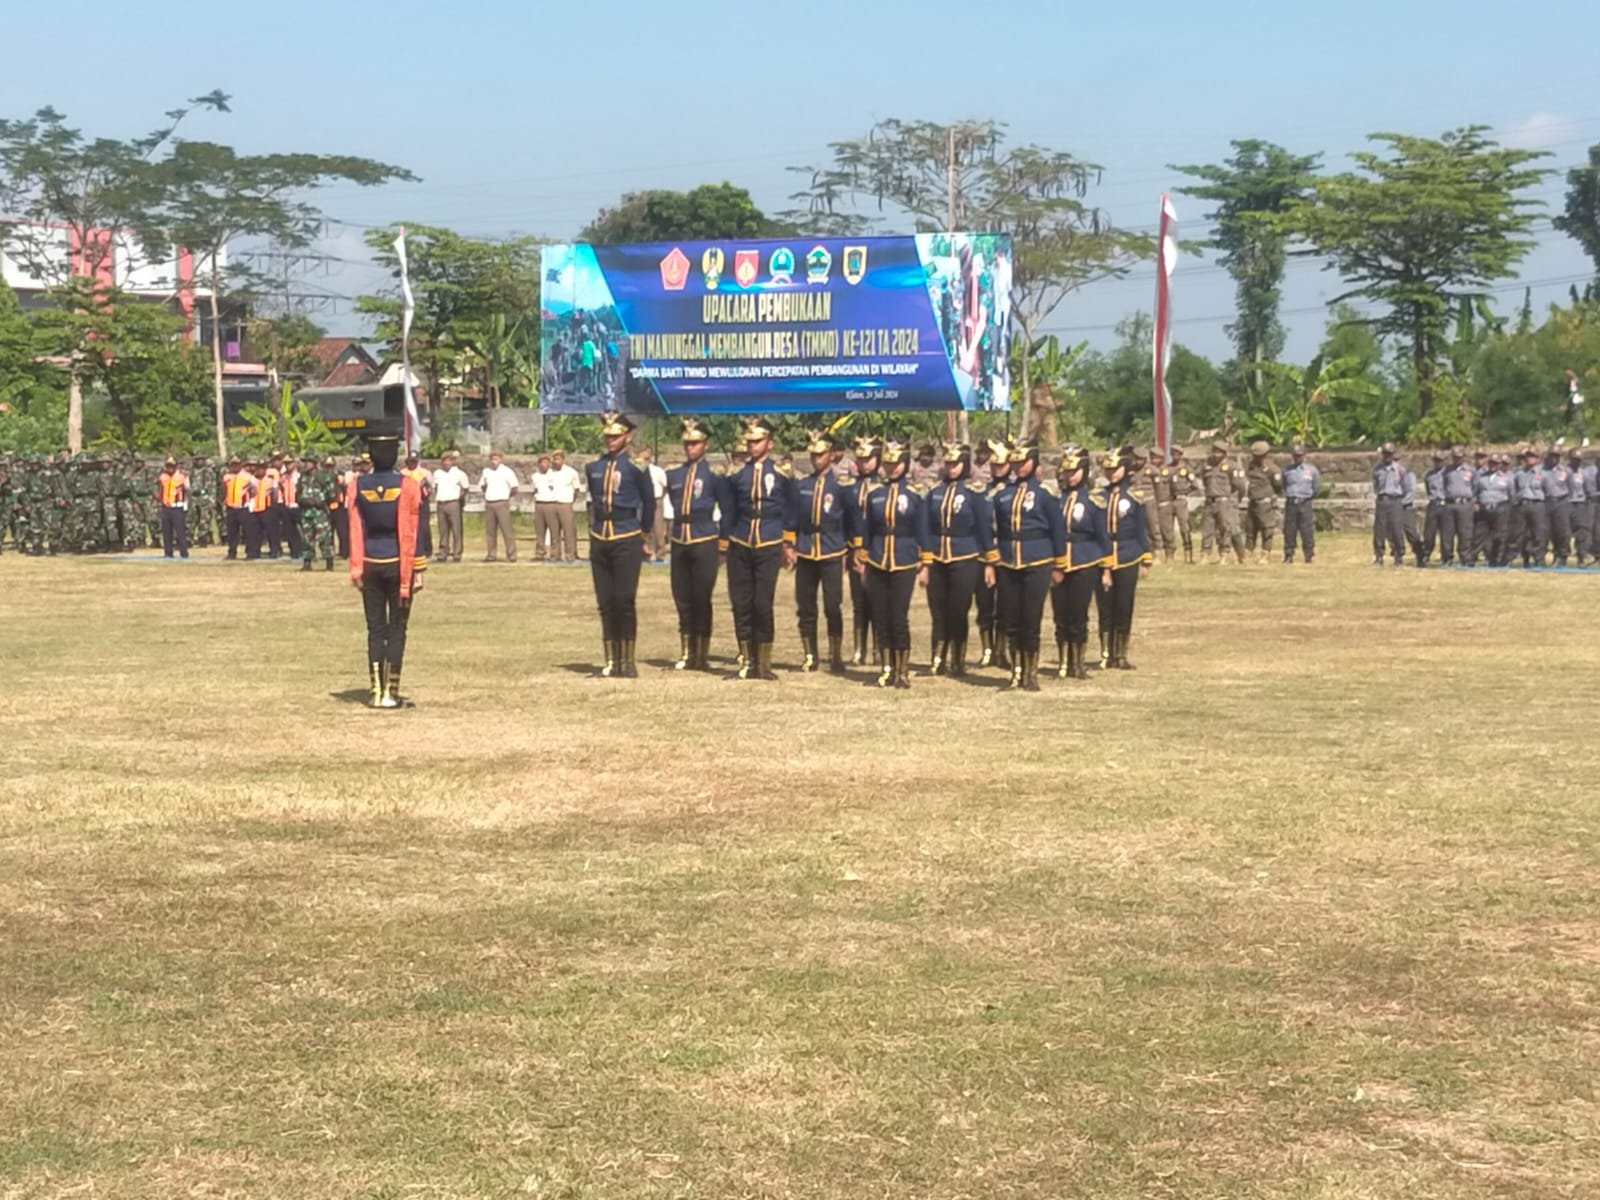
[{"left": 329, "top": 688, "right": 374, "bottom": 705}]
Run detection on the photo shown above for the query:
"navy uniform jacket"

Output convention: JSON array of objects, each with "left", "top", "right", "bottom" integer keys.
[
  {"left": 993, "top": 475, "right": 1067, "bottom": 569},
  {"left": 1099, "top": 479, "right": 1152, "bottom": 568},
  {"left": 923, "top": 478, "right": 996, "bottom": 564},
  {"left": 354, "top": 468, "right": 426, "bottom": 563},
  {"left": 859, "top": 476, "right": 930, "bottom": 571},
  {"left": 664, "top": 459, "right": 724, "bottom": 545},
  {"left": 794, "top": 468, "right": 850, "bottom": 560},
  {"left": 586, "top": 450, "right": 654, "bottom": 541},
  {"left": 720, "top": 456, "right": 797, "bottom": 550},
  {"left": 1058, "top": 481, "right": 1112, "bottom": 571}
]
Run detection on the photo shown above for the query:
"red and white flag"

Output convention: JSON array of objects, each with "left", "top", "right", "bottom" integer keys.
[
  {"left": 1152, "top": 195, "right": 1179, "bottom": 462},
  {"left": 394, "top": 226, "right": 423, "bottom": 454}
]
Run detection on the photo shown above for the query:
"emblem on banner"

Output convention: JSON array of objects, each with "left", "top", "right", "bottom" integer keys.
[
  {"left": 701, "top": 247, "right": 724, "bottom": 289},
  {"left": 842, "top": 245, "right": 867, "bottom": 285},
  {"left": 805, "top": 245, "right": 831, "bottom": 284},
  {"left": 734, "top": 249, "right": 759, "bottom": 288},
  {"left": 769, "top": 246, "right": 796, "bottom": 285},
  {"left": 659, "top": 246, "right": 690, "bottom": 291}
]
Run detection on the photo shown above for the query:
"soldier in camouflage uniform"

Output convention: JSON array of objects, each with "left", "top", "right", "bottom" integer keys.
[
  {"left": 40, "top": 454, "right": 68, "bottom": 554},
  {"left": 190, "top": 455, "right": 219, "bottom": 548},
  {"left": 0, "top": 457, "right": 13, "bottom": 555},
  {"left": 294, "top": 452, "right": 338, "bottom": 571},
  {"left": 112, "top": 455, "right": 142, "bottom": 550},
  {"left": 138, "top": 456, "right": 161, "bottom": 548}
]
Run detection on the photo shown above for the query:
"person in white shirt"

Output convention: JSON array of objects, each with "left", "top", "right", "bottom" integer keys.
[
  {"left": 529, "top": 454, "right": 558, "bottom": 561},
  {"left": 636, "top": 445, "right": 670, "bottom": 562},
  {"left": 544, "top": 450, "right": 584, "bottom": 561},
  {"left": 479, "top": 451, "right": 520, "bottom": 562},
  {"left": 430, "top": 449, "right": 471, "bottom": 562}
]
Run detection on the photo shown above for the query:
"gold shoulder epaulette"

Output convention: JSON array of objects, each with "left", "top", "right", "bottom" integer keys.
[
  {"left": 966, "top": 480, "right": 987, "bottom": 492},
  {"left": 1090, "top": 491, "right": 1108, "bottom": 508}
]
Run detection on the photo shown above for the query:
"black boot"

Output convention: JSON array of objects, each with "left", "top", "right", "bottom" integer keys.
[
  {"left": 300, "top": 559, "right": 312, "bottom": 572},
  {"left": 600, "top": 640, "right": 618, "bottom": 678},
  {"left": 992, "top": 634, "right": 1011, "bottom": 673},
  {"left": 674, "top": 634, "right": 692, "bottom": 671},
  {"left": 871, "top": 647, "right": 893, "bottom": 688},
  {"left": 620, "top": 639, "right": 638, "bottom": 678},
  {"left": 978, "top": 627, "right": 994, "bottom": 668},
  {"left": 1070, "top": 641, "right": 1089, "bottom": 680},
  {"left": 1097, "top": 631, "right": 1110, "bottom": 670},
  {"left": 948, "top": 638, "right": 967, "bottom": 679},
  {"left": 1055, "top": 639, "right": 1069, "bottom": 680},
  {"left": 368, "top": 661, "right": 385, "bottom": 708},
  {"left": 324, "top": 556, "right": 334, "bottom": 571},
  {"left": 894, "top": 648, "right": 912, "bottom": 689},
  {"left": 757, "top": 643, "right": 779, "bottom": 681},
  {"left": 385, "top": 665, "right": 405, "bottom": 708},
  {"left": 851, "top": 627, "right": 868, "bottom": 666},
  {"left": 800, "top": 634, "right": 819, "bottom": 673},
  {"left": 928, "top": 640, "right": 946, "bottom": 677},
  {"left": 736, "top": 639, "right": 751, "bottom": 678},
  {"left": 827, "top": 634, "right": 846, "bottom": 675},
  {"left": 1022, "top": 650, "right": 1041, "bottom": 692}
]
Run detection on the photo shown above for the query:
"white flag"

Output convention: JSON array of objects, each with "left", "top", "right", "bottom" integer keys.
[{"left": 394, "top": 227, "right": 422, "bottom": 453}]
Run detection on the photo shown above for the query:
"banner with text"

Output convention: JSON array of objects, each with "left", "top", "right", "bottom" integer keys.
[{"left": 539, "top": 233, "right": 1012, "bottom": 415}]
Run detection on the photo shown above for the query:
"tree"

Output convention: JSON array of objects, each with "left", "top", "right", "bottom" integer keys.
[
  {"left": 148, "top": 141, "right": 414, "bottom": 456},
  {"left": 1285, "top": 127, "right": 1550, "bottom": 416},
  {"left": 0, "top": 94, "right": 227, "bottom": 451},
  {"left": 786, "top": 119, "right": 1150, "bottom": 440},
  {"left": 581, "top": 182, "right": 779, "bottom": 244},
  {"left": 356, "top": 225, "right": 537, "bottom": 426},
  {"left": 1554, "top": 143, "right": 1600, "bottom": 279},
  {"left": 30, "top": 279, "right": 212, "bottom": 451},
  {"left": 1172, "top": 140, "right": 1320, "bottom": 393}
]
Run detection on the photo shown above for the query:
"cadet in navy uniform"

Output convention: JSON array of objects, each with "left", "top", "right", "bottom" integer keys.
[
  {"left": 348, "top": 433, "right": 427, "bottom": 709},
  {"left": 975, "top": 438, "right": 1013, "bottom": 671},
  {"left": 720, "top": 416, "right": 797, "bottom": 680},
  {"left": 921, "top": 441, "right": 995, "bottom": 678},
  {"left": 585, "top": 411, "right": 655, "bottom": 678},
  {"left": 792, "top": 429, "right": 851, "bottom": 673},
  {"left": 1051, "top": 448, "right": 1112, "bottom": 680},
  {"left": 845, "top": 436, "right": 880, "bottom": 665},
  {"left": 855, "top": 439, "right": 930, "bottom": 689},
  {"left": 992, "top": 437, "right": 1066, "bottom": 692},
  {"left": 665, "top": 417, "right": 724, "bottom": 671},
  {"left": 1095, "top": 449, "right": 1152, "bottom": 670}
]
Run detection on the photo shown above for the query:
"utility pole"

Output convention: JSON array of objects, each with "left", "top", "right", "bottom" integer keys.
[{"left": 946, "top": 126, "right": 968, "bottom": 446}]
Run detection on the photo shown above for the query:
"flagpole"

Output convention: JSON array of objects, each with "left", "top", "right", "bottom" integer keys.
[{"left": 395, "top": 225, "right": 421, "bottom": 454}]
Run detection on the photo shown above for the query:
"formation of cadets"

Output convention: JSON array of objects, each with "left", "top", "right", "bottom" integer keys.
[
  {"left": 580, "top": 411, "right": 1152, "bottom": 692},
  {"left": 0, "top": 451, "right": 206, "bottom": 556},
  {"left": 1372, "top": 441, "right": 1600, "bottom": 568}
]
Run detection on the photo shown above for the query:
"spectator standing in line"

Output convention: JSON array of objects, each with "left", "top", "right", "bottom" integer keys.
[
  {"left": 529, "top": 454, "right": 556, "bottom": 560},
  {"left": 546, "top": 450, "right": 583, "bottom": 562},
  {"left": 480, "top": 450, "right": 520, "bottom": 562},
  {"left": 430, "top": 449, "right": 469, "bottom": 563}
]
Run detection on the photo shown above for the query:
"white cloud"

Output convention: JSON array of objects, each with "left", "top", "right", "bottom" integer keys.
[{"left": 1501, "top": 112, "right": 1574, "bottom": 151}]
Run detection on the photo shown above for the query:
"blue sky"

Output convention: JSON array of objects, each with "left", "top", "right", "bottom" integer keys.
[{"left": 4, "top": 0, "right": 1595, "bottom": 364}]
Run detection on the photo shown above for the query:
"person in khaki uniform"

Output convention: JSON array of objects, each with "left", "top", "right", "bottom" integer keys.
[
  {"left": 1243, "top": 440, "right": 1282, "bottom": 563},
  {"left": 1200, "top": 440, "right": 1247, "bottom": 563},
  {"left": 1130, "top": 444, "right": 1163, "bottom": 562},
  {"left": 1150, "top": 448, "right": 1197, "bottom": 563},
  {"left": 1168, "top": 446, "right": 1199, "bottom": 562}
]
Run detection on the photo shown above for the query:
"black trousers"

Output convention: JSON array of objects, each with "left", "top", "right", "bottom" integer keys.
[
  {"left": 244, "top": 510, "right": 264, "bottom": 559},
  {"left": 1439, "top": 502, "right": 1473, "bottom": 564},
  {"left": 1547, "top": 499, "right": 1572, "bottom": 563},
  {"left": 727, "top": 542, "right": 783, "bottom": 645},
  {"left": 794, "top": 555, "right": 844, "bottom": 640},
  {"left": 1472, "top": 506, "right": 1508, "bottom": 565},
  {"left": 1421, "top": 502, "right": 1444, "bottom": 559},
  {"left": 670, "top": 539, "right": 719, "bottom": 636},
  {"left": 361, "top": 560, "right": 412, "bottom": 670},
  {"left": 262, "top": 506, "right": 282, "bottom": 558},
  {"left": 334, "top": 506, "right": 351, "bottom": 559},
  {"left": 997, "top": 564, "right": 1052, "bottom": 653},
  {"left": 225, "top": 507, "right": 246, "bottom": 557},
  {"left": 926, "top": 558, "right": 980, "bottom": 649},
  {"left": 591, "top": 535, "right": 644, "bottom": 641},
  {"left": 849, "top": 563, "right": 873, "bottom": 641},
  {"left": 284, "top": 507, "right": 304, "bottom": 559},
  {"left": 1051, "top": 566, "right": 1099, "bottom": 644},
  {"left": 976, "top": 569, "right": 997, "bottom": 632},
  {"left": 1573, "top": 501, "right": 1593, "bottom": 561},
  {"left": 1095, "top": 564, "right": 1140, "bottom": 637},
  {"left": 159, "top": 507, "right": 188, "bottom": 557},
  {"left": 1516, "top": 504, "right": 1548, "bottom": 564},
  {"left": 1373, "top": 497, "right": 1405, "bottom": 562},
  {"left": 866, "top": 566, "right": 917, "bottom": 652},
  {"left": 1282, "top": 499, "right": 1315, "bottom": 561}
]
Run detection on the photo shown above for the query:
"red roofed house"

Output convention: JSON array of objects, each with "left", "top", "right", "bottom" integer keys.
[{"left": 309, "top": 337, "right": 381, "bottom": 388}]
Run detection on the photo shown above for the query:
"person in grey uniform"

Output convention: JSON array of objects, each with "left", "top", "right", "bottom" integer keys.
[
  {"left": 1511, "top": 446, "right": 1548, "bottom": 567},
  {"left": 1471, "top": 453, "right": 1512, "bottom": 567},
  {"left": 1280, "top": 443, "right": 1320, "bottom": 563},
  {"left": 1398, "top": 457, "right": 1425, "bottom": 565},
  {"left": 1439, "top": 444, "right": 1477, "bottom": 566},
  {"left": 1573, "top": 449, "right": 1597, "bottom": 566},
  {"left": 1543, "top": 447, "right": 1573, "bottom": 567},
  {"left": 1372, "top": 444, "right": 1409, "bottom": 567},
  {"left": 1419, "top": 449, "right": 1447, "bottom": 566}
]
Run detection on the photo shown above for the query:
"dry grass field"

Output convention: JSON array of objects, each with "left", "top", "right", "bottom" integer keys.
[{"left": 3, "top": 535, "right": 1598, "bottom": 1198}]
